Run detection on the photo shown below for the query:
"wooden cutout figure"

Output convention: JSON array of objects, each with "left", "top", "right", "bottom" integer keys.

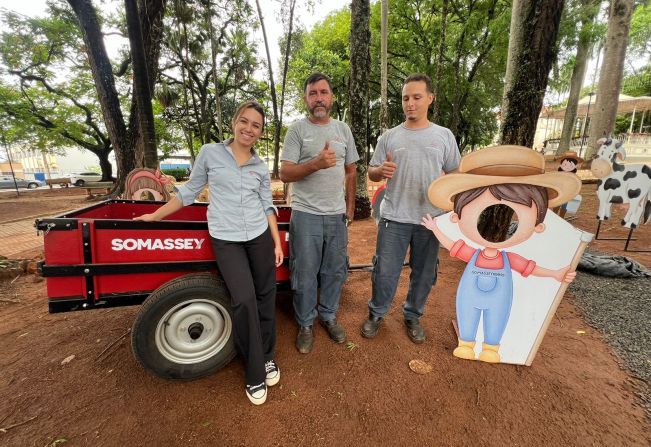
[
  {"left": 124, "top": 168, "right": 174, "bottom": 201},
  {"left": 590, "top": 138, "right": 651, "bottom": 229},
  {"left": 553, "top": 151, "right": 583, "bottom": 217},
  {"left": 423, "top": 146, "right": 590, "bottom": 365}
]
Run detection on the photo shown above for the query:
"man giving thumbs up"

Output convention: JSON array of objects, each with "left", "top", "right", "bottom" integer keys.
[
  {"left": 280, "top": 73, "right": 359, "bottom": 354},
  {"left": 362, "top": 74, "right": 460, "bottom": 344}
]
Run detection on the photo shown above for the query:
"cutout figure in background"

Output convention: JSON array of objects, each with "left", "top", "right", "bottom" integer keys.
[
  {"left": 557, "top": 151, "right": 583, "bottom": 174},
  {"left": 422, "top": 146, "right": 581, "bottom": 363},
  {"left": 553, "top": 151, "right": 583, "bottom": 217},
  {"left": 591, "top": 138, "right": 651, "bottom": 229},
  {"left": 124, "top": 168, "right": 173, "bottom": 201}
]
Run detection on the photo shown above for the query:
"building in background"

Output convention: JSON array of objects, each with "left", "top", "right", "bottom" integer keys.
[{"left": 2, "top": 146, "right": 116, "bottom": 180}]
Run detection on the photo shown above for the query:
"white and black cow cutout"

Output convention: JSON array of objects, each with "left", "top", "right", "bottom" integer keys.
[{"left": 590, "top": 138, "right": 651, "bottom": 229}]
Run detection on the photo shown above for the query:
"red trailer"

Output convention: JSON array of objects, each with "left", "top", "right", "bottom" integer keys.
[{"left": 36, "top": 199, "right": 292, "bottom": 380}]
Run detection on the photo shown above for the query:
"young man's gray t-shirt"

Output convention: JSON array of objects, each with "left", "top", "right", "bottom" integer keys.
[
  {"left": 370, "top": 122, "right": 460, "bottom": 224},
  {"left": 281, "top": 117, "right": 359, "bottom": 215}
]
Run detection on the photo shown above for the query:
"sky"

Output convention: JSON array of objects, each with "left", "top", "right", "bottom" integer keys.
[{"left": 0, "top": 0, "right": 350, "bottom": 70}]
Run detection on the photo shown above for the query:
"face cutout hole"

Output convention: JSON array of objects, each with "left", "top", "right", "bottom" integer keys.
[{"left": 476, "top": 204, "right": 518, "bottom": 243}]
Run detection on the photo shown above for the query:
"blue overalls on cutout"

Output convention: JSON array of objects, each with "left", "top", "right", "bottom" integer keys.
[{"left": 456, "top": 249, "right": 513, "bottom": 346}]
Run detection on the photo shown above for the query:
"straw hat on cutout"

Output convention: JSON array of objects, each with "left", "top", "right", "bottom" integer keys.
[{"left": 428, "top": 145, "right": 582, "bottom": 210}]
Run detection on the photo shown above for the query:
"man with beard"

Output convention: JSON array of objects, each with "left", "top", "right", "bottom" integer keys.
[{"left": 280, "top": 73, "right": 359, "bottom": 354}]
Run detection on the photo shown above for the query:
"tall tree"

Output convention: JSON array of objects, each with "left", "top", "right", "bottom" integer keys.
[
  {"left": 500, "top": 0, "right": 525, "bottom": 128},
  {"left": 379, "top": 0, "right": 388, "bottom": 131},
  {"left": 585, "top": 0, "right": 634, "bottom": 159},
  {"left": 0, "top": 7, "right": 115, "bottom": 180},
  {"left": 254, "top": 0, "right": 280, "bottom": 172},
  {"left": 203, "top": 0, "right": 224, "bottom": 141},
  {"left": 125, "top": 0, "right": 158, "bottom": 168},
  {"left": 349, "top": 0, "right": 371, "bottom": 219},
  {"left": 431, "top": 0, "right": 448, "bottom": 124},
  {"left": 274, "top": 0, "right": 298, "bottom": 178},
  {"left": 158, "top": 0, "right": 259, "bottom": 158},
  {"left": 66, "top": 0, "right": 166, "bottom": 193},
  {"left": 557, "top": 0, "right": 600, "bottom": 154},
  {"left": 489, "top": 0, "right": 564, "bottom": 243},
  {"left": 499, "top": 0, "right": 565, "bottom": 147}
]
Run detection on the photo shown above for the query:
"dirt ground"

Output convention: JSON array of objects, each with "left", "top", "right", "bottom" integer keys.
[{"left": 0, "top": 182, "right": 650, "bottom": 446}]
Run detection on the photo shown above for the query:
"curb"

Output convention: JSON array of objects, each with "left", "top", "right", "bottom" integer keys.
[{"left": 0, "top": 212, "right": 61, "bottom": 226}]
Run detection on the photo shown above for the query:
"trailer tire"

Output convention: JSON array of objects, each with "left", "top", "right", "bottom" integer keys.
[{"left": 131, "top": 273, "right": 236, "bottom": 380}]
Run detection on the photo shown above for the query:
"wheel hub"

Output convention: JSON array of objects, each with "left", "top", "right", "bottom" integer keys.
[
  {"left": 155, "top": 299, "right": 232, "bottom": 364},
  {"left": 187, "top": 322, "right": 204, "bottom": 340}
]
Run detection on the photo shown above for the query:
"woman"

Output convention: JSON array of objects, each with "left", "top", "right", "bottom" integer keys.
[{"left": 135, "top": 101, "right": 283, "bottom": 405}]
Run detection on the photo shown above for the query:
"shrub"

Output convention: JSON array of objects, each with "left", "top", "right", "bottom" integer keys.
[{"left": 162, "top": 168, "right": 188, "bottom": 181}]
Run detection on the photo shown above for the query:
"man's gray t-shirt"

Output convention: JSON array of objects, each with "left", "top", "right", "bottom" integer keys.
[
  {"left": 281, "top": 117, "right": 359, "bottom": 215},
  {"left": 370, "top": 122, "right": 460, "bottom": 224}
]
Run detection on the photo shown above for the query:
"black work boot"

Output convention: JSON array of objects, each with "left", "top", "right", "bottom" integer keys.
[
  {"left": 361, "top": 314, "right": 384, "bottom": 338},
  {"left": 404, "top": 318, "right": 425, "bottom": 344},
  {"left": 296, "top": 325, "right": 313, "bottom": 354},
  {"left": 319, "top": 318, "right": 346, "bottom": 344}
]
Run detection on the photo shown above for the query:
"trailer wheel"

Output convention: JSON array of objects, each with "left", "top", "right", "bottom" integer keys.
[{"left": 131, "top": 273, "right": 236, "bottom": 380}]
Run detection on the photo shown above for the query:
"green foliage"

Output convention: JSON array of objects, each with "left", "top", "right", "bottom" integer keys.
[
  {"left": 614, "top": 114, "right": 631, "bottom": 135},
  {"left": 161, "top": 168, "right": 188, "bottom": 181},
  {"left": 285, "top": 8, "right": 351, "bottom": 119},
  {"left": 0, "top": 3, "right": 114, "bottom": 172},
  {"left": 285, "top": 1, "right": 510, "bottom": 151},
  {"left": 629, "top": 3, "right": 651, "bottom": 60},
  {"left": 158, "top": 0, "right": 264, "bottom": 156},
  {"left": 548, "top": 0, "right": 604, "bottom": 95}
]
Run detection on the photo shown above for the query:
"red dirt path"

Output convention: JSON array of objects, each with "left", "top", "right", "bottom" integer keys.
[{"left": 0, "top": 183, "right": 649, "bottom": 446}]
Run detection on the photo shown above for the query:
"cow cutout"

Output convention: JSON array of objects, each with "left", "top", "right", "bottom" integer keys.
[{"left": 590, "top": 138, "right": 651, "bottom": 229}]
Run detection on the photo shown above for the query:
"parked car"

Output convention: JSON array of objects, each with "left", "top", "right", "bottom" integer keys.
[
  {"left": 0, "top": 175, "right": 45, "bottom": 189},
  {"left": 70, "top": 172, "right": 102, "bottom": 186}
]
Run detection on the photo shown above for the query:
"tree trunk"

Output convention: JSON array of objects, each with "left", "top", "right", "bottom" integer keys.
[
  {"left": 431, "top": 0, "right": 448, "bottom": 123},
  {"left": 255, "top": 0, "right": 280, "bottom": 176},
  {"left": 379, "top": 0, "right": 389, "bottom": 132},
  {"left": 274, "top": 0, "right": 297, "bottom": 179},
  {"left": 67, "top": 0, "right": 166, "bottom": 194},
  {"left": 500, "top": 0, "right": 565, "bottom": 147},
  {"left": 94, "top": 146, "right": 114, "bottom": 181},
  {"left": 125, "top": 0, "right": 158, "bottom": 168},
  {"left": 205, "top": 0, "right": 224, "bottom": 142},
  {"left": 557, "top": 0, "right": 599, "bottom": 155},
  {"left": 67, "top": 0, "right": 132, "bottom": 192},
  {"left": 585, "top": 0, "right": 634, "bottom": 159},
  {"left": 487, "top": 0, "right": 564, "bottom": 242},
  {"left": 500, "top": 0, "right": 525, "bottom": 129},
  {"left": 350, "top": 0, "right": 371, "bottom": 219},
  {"left": 182, "top": 20, "right": 205, "bottom": 146}
]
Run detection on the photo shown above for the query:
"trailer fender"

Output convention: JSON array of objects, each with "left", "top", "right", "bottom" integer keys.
[{"left": 131, "top": 273, "right": 236, "bottom": 380}]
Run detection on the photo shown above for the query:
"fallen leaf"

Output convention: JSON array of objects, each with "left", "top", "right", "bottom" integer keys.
[
  {"left": 61, "top": 355, "right": 75, "bottom": 365},
  {"left": 409, "top": 359, "right": 433, "bottom": 375}
]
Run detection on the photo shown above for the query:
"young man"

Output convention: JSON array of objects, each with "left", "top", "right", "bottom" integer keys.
[
  {"left": 361, "top": 73, "right": 460, "bottom": 343},
  {"left": 280, "top": 73, "right": 359, "bottom": 353}
]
